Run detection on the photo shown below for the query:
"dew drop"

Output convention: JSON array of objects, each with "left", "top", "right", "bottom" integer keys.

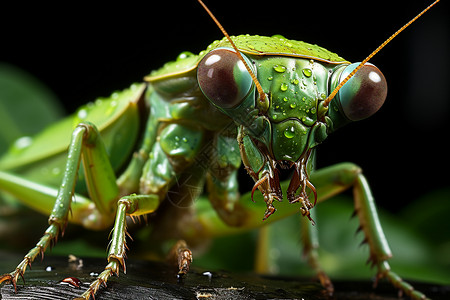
[
  {"left": 291, "top": 78, "right": 299, "bottom": 85},
  {"left": 290, "top": 103, "right": 296, "bottom": 109},
  {"left": 177, "top": 51, "right": 193, "bottom": 60},
  {"left": 273, "top": 65, "right": 286, "bottom": 73},
  {"left": 267, "top": 76, "right": 273, "bottom": 81},
  {"left": 280, "top": 83, "right": 288, "bottom": 91},
  {"left": 77, "top": 109, "right": 88, "bottom": 119},
  {"left": 284, "top": 126, "right": 295, "bottom": 139},
  {"left": 302, "top": 68, "right": 312, "bottom": 77},
  {"left": 202, "top": 271, "right": 213, "bottom": 282}
]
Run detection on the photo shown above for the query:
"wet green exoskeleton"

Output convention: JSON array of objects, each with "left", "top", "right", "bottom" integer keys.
[{"left": 0, "top": 2, "right": 439, "bottom": 298}]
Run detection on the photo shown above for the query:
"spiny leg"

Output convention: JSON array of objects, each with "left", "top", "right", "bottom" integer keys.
[
  {"left": 300, "top": 209, "right": 333, "bottom": 295},
  {"left": 79, "top": 194, "right": 159, "bottom": 300},
  {"left": 0, "top": 222, "right": 61, "bottom": 290},
  {"left": 0, "top": 126, "right": 87, "bottom": 289},
  {"left": 0, "top": 122, "right": 119, "bottom": 290},
  {"left": 352, "top": 174, "right": 428, "bottom": 300},
  {"left": 305, "top": 163, "right": 428, "bottom": 299},
  {"left": 312, "top": 163, "right": 428, "bottom": 299}
]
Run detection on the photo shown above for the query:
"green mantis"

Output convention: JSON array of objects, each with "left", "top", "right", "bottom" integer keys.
[{"left": 0, "top": 0, "right": 444, "bottom": 299}]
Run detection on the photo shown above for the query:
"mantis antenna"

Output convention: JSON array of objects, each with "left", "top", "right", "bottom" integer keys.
[
  {"left": 323, "top": 0, "right": 440, "bottom": 107},
  {"left": 197, "top": 0, "right": 267, "bottom": 107}
]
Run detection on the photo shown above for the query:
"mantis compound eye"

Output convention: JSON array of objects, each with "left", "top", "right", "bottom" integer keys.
[
  {"left": 197, "top": 48, "right": 254, "bottom": 109},
  {"left": 338, "top": 63, "right": 387, "bottom": 121}
]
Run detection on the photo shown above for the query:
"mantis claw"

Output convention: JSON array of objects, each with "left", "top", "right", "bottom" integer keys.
[
  {"left": 177, "top": 249, "right": 193, "bottom": 275},
  {"left": 0, "top": 274, "right": 15, "bottom": 291},
  {"left": 251, "top": 174, "right": 269, "bottom": 203},
  {"left": 262, "top": 205, "right": 276, "bottom": 220},
  {"left": 374, "top": 263, "right": 430, "bottom": 300},
  {"left": 168, "top": 240, "right": 193, "bottom": 275},
  {"left": 317, "top": 271, "right": 334, "bottom": 296},
  {"left": 0, "top": 268, "right": 25, "bottom": 293}
]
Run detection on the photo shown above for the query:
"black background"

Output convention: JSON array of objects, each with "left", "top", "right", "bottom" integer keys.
[{"left": 1, "top": 0, "right": 449, "bottom": 213}]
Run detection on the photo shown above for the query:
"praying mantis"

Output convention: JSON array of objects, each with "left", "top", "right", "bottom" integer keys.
[{"left": 0, "top": 1, "right": 447, "bottom": 299}]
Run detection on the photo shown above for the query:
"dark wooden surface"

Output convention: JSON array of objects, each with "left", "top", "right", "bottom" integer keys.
[{"left": 1, "top": 253, "right": 449, "bottom": 300}]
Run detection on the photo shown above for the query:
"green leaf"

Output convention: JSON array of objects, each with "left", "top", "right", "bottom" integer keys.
[{"left": 0, "top": 63, "right": 64, "bottom": 155}]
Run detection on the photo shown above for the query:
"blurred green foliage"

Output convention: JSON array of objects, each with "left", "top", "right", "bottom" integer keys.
[{"left": 0, "top": 63, "right": 63, "bottom": 155}]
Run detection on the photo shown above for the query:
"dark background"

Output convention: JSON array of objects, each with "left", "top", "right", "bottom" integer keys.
[{"left": 1, "top": 0, "right": 448, "bottom": 214}]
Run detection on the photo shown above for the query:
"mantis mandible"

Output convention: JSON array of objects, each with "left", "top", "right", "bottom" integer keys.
[{"left": 0, "top": 1, "right": 441, "bottom": 299}]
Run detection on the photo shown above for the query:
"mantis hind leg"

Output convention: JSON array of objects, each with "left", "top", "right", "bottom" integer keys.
[
  {"left": 0, "top": 122, "right": 119, "bottom": 291},
  {"left": 352, "top": 174, "right": 428, "bottom": 300},
  {"left": 305, "top": 163, "right": 427, "bottom": 300}
]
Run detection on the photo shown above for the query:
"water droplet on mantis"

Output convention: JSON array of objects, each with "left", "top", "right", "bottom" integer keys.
[
  {"left": 302, "top": 68, "right": 312, "bottom": 77},
  {"left": 77, "top": 109, "right": 88, "bottom": 119},
  {"left": 280, "top": 83, "right": 288, "bottom": 91},
  {"left": 284, "top": 126, "right": 295, "bottom": 139},
  {"left": 177, "top": 51, "right": 193, "bottom": 60},
  {"left": 273, "top": 65, "right": 286, "bottom": 73}
]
